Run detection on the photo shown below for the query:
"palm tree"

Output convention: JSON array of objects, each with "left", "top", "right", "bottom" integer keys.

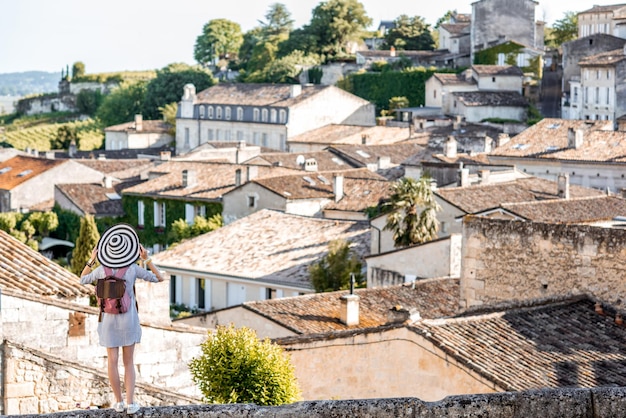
[{"left": 384, "top": 176, "right": 441, "bottom": 248}]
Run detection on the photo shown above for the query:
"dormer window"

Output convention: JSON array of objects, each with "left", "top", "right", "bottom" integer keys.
[
  {"left": 253, "top": 108, "right": 260, "bottom": 122},
  {"left": 207, "top": 106, "right": 214, "bottom": 119},
  {"left": 225, "top": 107, "right": 231, "bottom": 120},
  {"left": 199, "top": 106, "right": 205, "bottom": 118},
  {"left": 237, "top": 107, "right": 244, "bottom": 120},
  {"left": 261, "top": 109, "right": 268, "bottom": 122},
  {"left": 279, "top": 110, "right": 287, "bottom": 123},
  {"left": 270, "top": 109, "right": 277, "bottom": 123},
  {"left": 216, "top": 106, "right": 222, "bottom": 120}
]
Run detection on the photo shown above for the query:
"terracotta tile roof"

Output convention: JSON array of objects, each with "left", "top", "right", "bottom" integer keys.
[
  {"left": 0, "top": 155, "right": 65, "bottom": 190},
  {"left": 488, "top": 118, "right": 626, "bottom": 162},
  {"left": 432, "top": 153, "right": 491, "bottom": 164},
  {"left": 579, "top": 48, "right": 626, "bottom": 66},
  {"left": 122, "top": 161, "right": 299, "bottom": 200},
  {"left": 195, "top": 84, "right": 365, "bottom": 107},
  {"left": 328, "top": 143, "right": 425, "bottom": 167},
  {"left": 432, "top": 73, "right": 474, "bottom": 86},
  {"left": 252, "top": 168, "right": 384, "bottom": 201},
  {"left": 288, "top": 124, "right": 414, "bottom": 146},
  {"left": 439, "top": 23, "right": 470, "bottom": 35},
  {"left": 500, "top": 195, "right": 626, "bottom": 224},
  {"left": 357, "top": 50, "right": 446, "bottom": 59},
  {"left": 580, "top": 4, "right": 626, "bottom": 14},
  {"left": 417, "top": 298, "right": 626, "bottom": 391},
  {"left": 54, "top": 146, "right": 175, "bottom": 160},
  {"left": 324, "top": 178, "right": 392, "bottom": 212},
  {"left": 244, "top": 150, "right": 357, "bottom": 171},
  {"left": 243, "top": 278, "right": 460, "bottom": 334},
  {"left": 452, "top": 91, "right": 528, "bottom": 107},
  {"left": 104, "top": 120, "right": 171, "bottom": 133},
  {"left": 0, "top": 229, "right": 91, "bottom": 298},
  {"left": 56, "top": 180, "right": 142, "bottom": 217},
  {"left": 151, "top": 209, "right": 370, "bottom": 289},
  {"left": 75, "top": 159, "right": 155, "bottom": 180},
  {"left": 472, "top": 65, "right": 524, "bottom": 77},
  {"left": 435, "top": 177, "right": 605, "bottom": 214}
]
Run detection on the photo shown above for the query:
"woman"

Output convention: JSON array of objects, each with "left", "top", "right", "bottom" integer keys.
[{"left": 80, "top": 223, "right": 164, "bottom": 414}]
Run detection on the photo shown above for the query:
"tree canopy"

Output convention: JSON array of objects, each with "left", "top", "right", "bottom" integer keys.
[
  {"left": 547, "top": 11, "right": 578, "bottom": 47},
  {"left": 143, "top": 63, "right": 216, "bottom": 119},
  {"left": 309, "top": 239, "right": 364, "bottom": 292},
  {"left": 309, "top": 0, "right": 372, "bottom": 58},
  {"left": 384, "top": 177, "right": 441, "bottom": 247},
  {"left": 71, "top": 214, "right": 100, "bottom": 275},
  {"left": 95, "top": 81, "right": 147, "bottom": 127},
  {"left": 189, "top": 324, "right": 301, "bottom": 405},
  {"left": 384, "top": 15, "right": 435, "bottom": 51},
  {"left": 259, "top": 3, "right": 294, "bottom": 38},
  {"left": 194, "top": 19, "right": 244, "bottom": 67}
]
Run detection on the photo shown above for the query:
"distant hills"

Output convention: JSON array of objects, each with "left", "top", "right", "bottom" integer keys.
[{"left": 0, "top": 71, "right": 61, "bottom": 97}]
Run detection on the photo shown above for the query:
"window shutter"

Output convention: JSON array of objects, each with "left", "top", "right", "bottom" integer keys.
[
  {"left": 185, "top": 204, "right": 194, "bottom": 224},
  {"left": 153, "top": 201, "right": 159, "bottom": 226}
]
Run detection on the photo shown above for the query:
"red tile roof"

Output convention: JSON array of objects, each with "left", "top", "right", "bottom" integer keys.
[{"left": 0, "top": 155, "right": 65, "bottom": 190}]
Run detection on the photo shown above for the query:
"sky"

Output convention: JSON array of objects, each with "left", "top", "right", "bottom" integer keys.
[{"left": 0, "top": 0, "right": 603, "bottom": 74}]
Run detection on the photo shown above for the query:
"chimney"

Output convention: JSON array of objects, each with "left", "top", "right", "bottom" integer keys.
[
  {"left": 444, "top": 136, "right": 457, "bottom": 158},
  {"left": 361, "top": 134, "right": 368, "bottom": 145},
  {"left": 484, "top": 137, "right": 493, "bottom": 153},
  {"left": 246, "top": 165, "right": 258, "bottom": 182},
  {"left": 557, "top": 173, "right": 570, "bottom": 199},
  {"left": 182, "top": 169, "right": 196, "bottom": 187},
  {"left": 304, "top": 158, "right": 318, "bottom": 172},
  {"left": 180, "top": 84, "right": 196, "bottom": 118},
  {"left": 103, "top": 176, "right": 113, "bottom": 189},
  {"left": 377, "top": 156, "right": 391, "bottom": 169},
  {"left": 238, "top": 140, "right": 246, "bottom": 149},
  {"left": 235, "top": 169, "right": 242, "bottom": 186},
  {"left": 567, "top": 127, "right": 584, "bottom": 149},
  {"left": 333, "top": 174, "right": 344, "bottom": 202},
  {"left": 497, "top": 133, "right": 510, "bottom": 147},
  {"left": 452, "top": 115, "right": 462, "bottom": 130},
  {"left": 340, "top": 294, "right": 359, "bottom": 326},
  {"left": 134, "top": 114, "right": 143, "bottom": 131},
  {"left": 479, "top": 169, "right": 491, "bottom": 184},
  {"left": 290, "top": 84, "right": 302, "bottom": 98},
  {"left": 459, "top": 167, "right": 470, "bottom": 187},
  {"left": 388, "top": 305, "right": 421, "bottom": 324},
  {"left": 160, "top": 151, "right": 171, "bottom": 161},
  {"left": 45, "top": 151, "right": 55, "bottom": 159}
]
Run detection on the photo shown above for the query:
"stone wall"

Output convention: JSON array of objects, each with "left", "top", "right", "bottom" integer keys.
[
  {"left": 9, "top": 386, "right": 626, "bottom": 417},
  {"left": 2, "top": 342, "right": 196, "bottom": 415},
  {"left": 460, "top": 216, "right": 626, "bottom": 310}
]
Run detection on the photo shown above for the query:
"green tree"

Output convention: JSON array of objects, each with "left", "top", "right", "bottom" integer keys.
[
  {"left": 259, "top": 3, "right": 294, "bottom": 38},
  {"left": 309, "top": 239, "right": 364, "bottom": 292},
  {"left": 52, "top": 203, "right": 82, "bottom": 242},
  {"left": 75, "top": 89, "right": 103, "bottom": 116},
  {"left": 158, "top": 102, "right": 178, "bottom": 137},
  {"left": 143, "top": 63, "right": 216, "bottom": 120},
  {"left": 171, "top": 214, "right": 223, "bottom": 244},
  {"left": 194, "top": 19, "right": 244, "bottom": 67},
  {"left": 51, "top": 125, "right": 79, "bottom": 150},
  {"left": 71, "top": 214, "right": 100, "bottom": 275},
  {"left": 189, "top": 324, "right": 301, "bottom": 405},
  {"left": 96, "top": 81, "right": 147, "bottom": 127},
  {"left": 384, "top": 177, "right": 441, "bottom": 248},
  {"left": 389, "top": 96, "right": 409, "bottom": 112},
  {"left": 309, "top": 0, "right": 372, "bottom": 58},
  {"left": 547, "top": 11, "right": 578, "bottom": 47},
  {"left": 26, "top": 211, "right": 58, "bottom": 237},
  {"left": 72, "top": 61, "right": 86, "bottom": 79},
  {"left": 264, "top": 50, "right": 321, "bottom": 83},
  {"left": 384, "top": 15, "right": 435, "bottom": 51}
]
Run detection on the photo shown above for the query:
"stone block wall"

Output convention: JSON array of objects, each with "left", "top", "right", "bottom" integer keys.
[
  {"left": 8, "top": 386, "right": 626, "bottom": 417},
  {"left": 460, "top": 217, "right": 626, "bottom": 310}
]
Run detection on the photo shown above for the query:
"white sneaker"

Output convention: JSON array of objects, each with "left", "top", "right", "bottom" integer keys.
[
  {"left": 113, "top": 402, "right": 125, "bottom": 412},
  {"left": 126, "top": 403, "right": 140, "bottom": 414}
]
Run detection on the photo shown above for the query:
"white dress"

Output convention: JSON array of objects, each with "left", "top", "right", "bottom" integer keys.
[{"left": 81, "top": 263, "right": 158, "bottom": 348}]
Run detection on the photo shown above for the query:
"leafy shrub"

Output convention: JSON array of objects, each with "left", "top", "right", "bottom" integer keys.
[{"left": 189, "top": 324, "right": 301, "bottom": 405}]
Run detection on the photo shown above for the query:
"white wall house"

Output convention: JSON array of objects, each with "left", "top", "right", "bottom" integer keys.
[{"left": 176, "top": 83, "right": 376, "bottom": 155}]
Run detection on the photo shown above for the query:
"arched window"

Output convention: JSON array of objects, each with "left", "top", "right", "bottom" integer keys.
[
  {"left": 199, "top": 106, "right": 205, "bottom": 118},
  {"left": 216, "top": 106, "right": 222, "bottom": 119},
  {"left": 261, "top": 109, "right": 268, "bottom": 122},
  {"left": 270, "top": 109, "right": 277, "bottom": 123},
  {"left": 225, "top": 107, "right": 231, "bottom": 120},
  {"left": 279, "top": 110, "right": 287, "bottom": 124},
  {"left": 207, "top": 106, "right": 214, "bottom": 119},
  {"left": 237, "top": 107, "right": 244, "bottom": 120},
  {"left": 253, "top": 108, "right": 260, "bottom": 122}
]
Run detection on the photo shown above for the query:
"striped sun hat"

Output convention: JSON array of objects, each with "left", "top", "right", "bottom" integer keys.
[{"left": 96, "top": 223, "right": 140, "bottom": 269}]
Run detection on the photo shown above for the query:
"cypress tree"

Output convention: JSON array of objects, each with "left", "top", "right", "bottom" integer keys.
[{"left": 71, "top": 215, "right": 100, "bottom": 275}]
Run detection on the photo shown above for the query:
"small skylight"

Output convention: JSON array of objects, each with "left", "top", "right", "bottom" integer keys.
[
  {"left": 331, "top": 157, "right": 345, "bottom": 165},
  {"left": 356, "top": 150, "right": 371, "bottom": 158},
  {"left": 303, "top": 176, "right": 316, "bottom": 185},
  {"left": 283, "top": 191, "right": 292, "bottom": 196},
  {"left": 545, "top": 146, "right": 559, "bottom": 152},
  {"left": 17, "top": 169, "right": 32, "bottom": 177},
  {"left": 547, "top": 123, "right": 561, "bottom": 129},
  {"left": 106, "top": 193, "right": 121, "bottom": 200},
  {"left": 0, "top": 167, "right": 11, "bottom": 174},
  {"left": 512, "top": 144, "right": 528, "bottom": 150},
  {"left": 317, "top": 175, "right": 330, "bottom": 184}
]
